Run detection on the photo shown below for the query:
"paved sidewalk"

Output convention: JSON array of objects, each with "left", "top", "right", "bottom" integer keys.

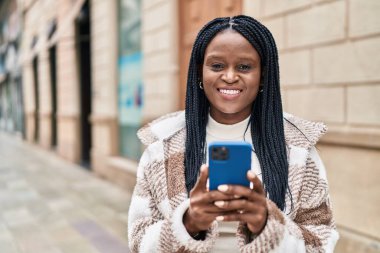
[{"left": 0, "top": 132, "right": 132, "bottom": 253}]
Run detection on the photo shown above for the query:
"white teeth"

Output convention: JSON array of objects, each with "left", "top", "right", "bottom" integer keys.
[{"left": 219, "top": 89, "right": 241, "bottom": 95}]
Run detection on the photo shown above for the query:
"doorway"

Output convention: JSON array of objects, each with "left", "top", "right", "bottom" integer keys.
[
  {"left": 32, "top": 56, "right": 40, "bottom": 142},
  {"left": 49, "top": 45, "right": 58, "bottom": 148},
  {"left": 76, "top": 0, "right": 92, "bottom": 168}
]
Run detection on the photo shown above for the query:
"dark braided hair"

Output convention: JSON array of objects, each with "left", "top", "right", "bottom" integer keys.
[{"left": 185, "top": 15, "right": 290, "bottom": 211}]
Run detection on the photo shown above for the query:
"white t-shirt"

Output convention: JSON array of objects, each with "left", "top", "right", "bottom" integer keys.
[{"left": 205, "top": 114, "right": 262, "bottom": 252}]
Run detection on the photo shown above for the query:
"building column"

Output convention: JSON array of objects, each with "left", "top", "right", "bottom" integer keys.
[
  {"left": 90, "top": 0, "right": 119, "bottom": 177},
  {"left": 142, "top": 0, "right": 180, "bottom": 122},
  {"left": 22, "top": 61, "right": 35, "bottom": 142},
  {"left": 56, "top": 23, "right": 81, "bottom": 162},
  {"left": 38, "top": 49, "right": 53, "bottom": 149}
]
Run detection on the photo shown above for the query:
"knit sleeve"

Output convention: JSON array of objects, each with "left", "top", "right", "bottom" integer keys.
[
  {"left": 127, "top": 145, "right": 218, "bottom": 253},
  {"left": 236, "top": 147, "right": 339, "bottom": 253}
]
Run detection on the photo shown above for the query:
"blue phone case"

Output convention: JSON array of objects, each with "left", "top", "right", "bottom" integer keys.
[{"left": 208, "top": 141, "right": 252, "bottom": 191}]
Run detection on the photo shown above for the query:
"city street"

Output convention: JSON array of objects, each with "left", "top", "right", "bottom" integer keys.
[{"left": 0, "top": 133, "right": 131, "bottom": 253}]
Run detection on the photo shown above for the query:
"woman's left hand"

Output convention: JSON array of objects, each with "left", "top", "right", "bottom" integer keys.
[{"left": 214, "top": 171, "right": 268, "bottom": 235}]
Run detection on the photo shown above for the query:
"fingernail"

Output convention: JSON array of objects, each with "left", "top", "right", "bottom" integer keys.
[
  {"left": 247, "top": 171, "right": 256, "bottom": 178},
  {"left": 218, "top": 185, "right": 228, "bottom": 192},
  {"left": 214, "top": 201, "right": 225, "bottom": 207},
  {"left": 216, "top": 216, "right": 224, "bottom": 221}
]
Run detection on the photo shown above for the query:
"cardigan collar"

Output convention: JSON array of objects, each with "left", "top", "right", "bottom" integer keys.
[{"left": 137, "top": 110, "right": 327, "bottom": 150}]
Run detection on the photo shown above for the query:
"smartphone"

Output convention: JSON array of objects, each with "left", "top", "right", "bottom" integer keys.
[{"left": 208, "top": 141, "right": 252, "bottom": 191}]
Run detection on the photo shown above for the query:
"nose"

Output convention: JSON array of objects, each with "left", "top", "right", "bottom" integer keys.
[{"left": 221, "top": 68, "right": 238, "bottom": 84}]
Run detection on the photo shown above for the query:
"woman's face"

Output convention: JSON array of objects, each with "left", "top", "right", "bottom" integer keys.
[{"left": 202, "top": 29, "right": 261, "bottom": 124}]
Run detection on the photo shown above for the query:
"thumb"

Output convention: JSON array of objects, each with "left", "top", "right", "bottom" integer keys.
[{"left": 193, "top": 164, "right": 208, "bottom": 192}]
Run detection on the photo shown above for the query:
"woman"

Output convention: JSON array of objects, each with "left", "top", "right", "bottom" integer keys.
[{"left": 128, "top": 15, "right": 339, "bottom": 252}]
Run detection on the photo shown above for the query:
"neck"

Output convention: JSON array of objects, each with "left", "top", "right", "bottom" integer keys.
[{"left": 209, "top": 109, "right": 252, "bottom": 125}]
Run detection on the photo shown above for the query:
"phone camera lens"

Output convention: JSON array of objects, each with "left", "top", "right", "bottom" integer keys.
[{"left": 211, "top": 146, "right": 229, "bottom": 160}]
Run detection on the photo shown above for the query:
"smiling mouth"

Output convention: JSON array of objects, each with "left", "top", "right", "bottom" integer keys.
[{"left": 217, "top": 88, "right": 242, "bottom": 95}]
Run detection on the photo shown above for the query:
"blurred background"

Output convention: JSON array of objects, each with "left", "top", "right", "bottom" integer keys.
[{"left": 0, "top": 0, "right": 379, "bottom": 252}]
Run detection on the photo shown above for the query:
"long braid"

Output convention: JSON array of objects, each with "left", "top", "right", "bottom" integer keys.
[
  {"left": 185, "top": 20, "right": 229, "bottom": 192},
  {"left": 185, "top": 15, "right": 290, "bottom": 211}
]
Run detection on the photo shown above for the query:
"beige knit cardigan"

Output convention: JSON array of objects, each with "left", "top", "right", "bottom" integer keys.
[{"left": 128, "top": 111, "right": 339, "bottom": 253}]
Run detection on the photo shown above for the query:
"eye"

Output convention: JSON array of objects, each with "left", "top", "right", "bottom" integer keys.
[
  {"left": 237, "top": 64, "right": 252, "bottom": 72},
  {"left": 210, "top": 63, "right": 224, "bottom": 71}
]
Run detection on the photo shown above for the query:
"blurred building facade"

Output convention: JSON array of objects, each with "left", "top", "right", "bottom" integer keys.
[
  {"left": 243, "top": 2, "right": 380, "bottom": 253},
  {"left": 0, "top": 0, "right": 24, "bottom": 137},
  {"left": 3, "top": 0, "right": 378, "bottom": 252},
  {"left": 20, "top": 0, "right": 112, "bottom": 171}
]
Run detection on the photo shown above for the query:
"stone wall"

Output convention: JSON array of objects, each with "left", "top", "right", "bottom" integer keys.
[
  {"left": 244, "top": 0, "right": 380, "bottom": 251},
  {"left": 141, "top": 0, "right": 180, "bottom": 123}
]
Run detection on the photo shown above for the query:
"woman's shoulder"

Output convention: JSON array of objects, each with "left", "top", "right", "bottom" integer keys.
[
  {"left": 137, "top": 110, "right": 185, "bottom": 146},
  {"left": 283, "top": 112, "right": 327, "bottom": 148}
]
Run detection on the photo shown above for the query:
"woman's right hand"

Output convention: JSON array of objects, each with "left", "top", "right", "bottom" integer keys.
[{"left": 183, "top": 164, "right": 231, "bottom": 236}]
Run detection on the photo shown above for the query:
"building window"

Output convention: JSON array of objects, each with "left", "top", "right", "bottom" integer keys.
[{"left": 118, "top": 0, "right": 143, "bottom": 160}]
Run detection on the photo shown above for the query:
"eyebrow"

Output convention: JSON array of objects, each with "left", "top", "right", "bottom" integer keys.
[{"left": 205, "top": 54, "right": 259, "bottom": 63}]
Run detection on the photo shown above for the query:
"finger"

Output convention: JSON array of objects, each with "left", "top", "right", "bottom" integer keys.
[
  {"left": 217, "top": 184, "right": 266, "bottom": 203},
  {"left": 216, "top": 212, "right": 262, "bottom": 223},
  {"left": 213, "top": 198, "right": 261, "bottom": 213},
  {"left": 204, "top": 205, "right": 231, "bottom": 214},
  {"left": 193, "top": 165, "right": 209, "bottom": 192},
  {"left": 217, "top": 184, "right": 253, "bottom": 198},
  {"left": 188, "top": 199, "right": 229, "bottom": 215},
  {"left": 247, "top": 171, "right": 265, "bottom": 195},
  {"left": 218, "top": 184, "right": 250, "bottom": 196},
  {"left": 205, "top": 190, "right": 239, "bottom": 203},
  {"left": 215, "top": 212, "right": 245, "bottom": 222}
]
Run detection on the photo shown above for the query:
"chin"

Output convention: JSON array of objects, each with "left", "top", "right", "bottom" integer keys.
[
  {"left": 219, "top": 108, "right": 243, "bottom": 115},
  {"left": 215, "top": 104, "right": 252, "bottom": 116}
]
